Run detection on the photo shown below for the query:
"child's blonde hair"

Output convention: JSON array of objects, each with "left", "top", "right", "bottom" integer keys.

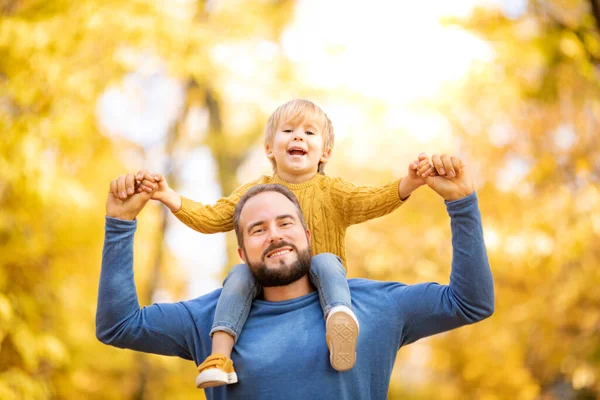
[{"left": 264, "top": 99, "right": 334, "bottom": 174}]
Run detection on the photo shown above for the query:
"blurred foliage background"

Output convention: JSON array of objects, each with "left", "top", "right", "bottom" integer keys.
[{"left": 1, "top": 0, "right": 599, "bottom": 399}]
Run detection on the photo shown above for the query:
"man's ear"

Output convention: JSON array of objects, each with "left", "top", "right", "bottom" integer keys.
[
  {"left": 306, "top": 228, "right": 311, "bottom": 244},
  {"left": 265, "top": 143, "right": 274, "bottom": 160},
  {"left": 320, "top": 147, "right": 332, "bottom": 163},
  {"left": 237, "top": 248, "right": 247, "bottom": 263}
]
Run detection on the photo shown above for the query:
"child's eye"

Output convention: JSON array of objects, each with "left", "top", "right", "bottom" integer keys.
[
  {"left": 305, "top": 131, "right": 314, "bottom": 135},
  {"left": 283, "top": 129, "right": 293, "bottom": 133}
]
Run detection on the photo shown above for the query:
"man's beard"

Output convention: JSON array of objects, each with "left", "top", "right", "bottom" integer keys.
[{"left": 245, "top": 241, "right": 312, "bottom": 287}]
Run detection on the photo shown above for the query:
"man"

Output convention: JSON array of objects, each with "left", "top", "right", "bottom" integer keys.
[{"left": 96, "top": 154, "right": 494, "bottom": 400}]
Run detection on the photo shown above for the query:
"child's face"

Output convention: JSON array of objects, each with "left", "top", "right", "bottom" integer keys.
[{"left": 265, "top": 118, "right": 332, "bottom": 180}]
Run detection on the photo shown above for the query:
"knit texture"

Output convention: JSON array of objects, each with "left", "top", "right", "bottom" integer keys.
[{"left": 173, "top": 173, "right": 405, "bottom": 267}]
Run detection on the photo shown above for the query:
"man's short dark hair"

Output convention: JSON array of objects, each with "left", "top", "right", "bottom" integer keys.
[{"left": 233, "top": 184, "right": 308, "bottom": 247}]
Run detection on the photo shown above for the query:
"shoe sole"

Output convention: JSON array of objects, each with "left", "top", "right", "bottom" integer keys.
[
  {"left": 195, "top": 369, "right": 238, "bottom": 389},
  {"left": 326, "top": 312, "right": 359, "bottom": 371}
]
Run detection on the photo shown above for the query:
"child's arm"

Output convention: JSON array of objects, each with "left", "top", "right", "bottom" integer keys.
[
  {"left": 129, "top": 169, "right": 258, "bottom": 234},
  {"left": 132, "top": 170, "right": 181, "bottom": 212},
  {"left": 330, "top": 154, "right": 435, "bottom": 226}
]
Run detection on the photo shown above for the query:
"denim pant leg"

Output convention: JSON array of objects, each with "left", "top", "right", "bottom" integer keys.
[
  {"left": 308, "top": 253, "right": 352, "bottom": 317},
  {"left": 210, "top": 263, "right": 260, "bottom": 343}
]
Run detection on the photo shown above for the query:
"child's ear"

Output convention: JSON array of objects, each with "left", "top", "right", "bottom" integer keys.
[
  {"left": 320, "top": 147, "right": 332, "bottom": 163},
  {"left": 265, "top": 143, "right": 274, "bottom": 160}
]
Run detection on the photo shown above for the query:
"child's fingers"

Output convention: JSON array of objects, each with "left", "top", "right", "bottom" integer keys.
[
  {"left": 142, "top": 172, "right": 157, "bottom": 183},
  {"left": 417, "top": 152, "right": 429, "bottom": 161},
  {"left": 420, "top": 164, "right": 436, "bottom": 178},
  {"left": 417, "top": 158, "right": 433, "bottom": 176},
  {"left": 139, "top": 179, "right": 157, "bottom": 192},
  {"left": 135, "top": 169, "right": 150, "bottom": 182},
  {"left": 418, "top": 164, "right": 430, "bottom": 176}
]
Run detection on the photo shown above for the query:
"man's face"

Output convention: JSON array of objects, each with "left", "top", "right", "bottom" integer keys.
[{"left": 237, "top": 191, "right": 312, "bottom": 287}]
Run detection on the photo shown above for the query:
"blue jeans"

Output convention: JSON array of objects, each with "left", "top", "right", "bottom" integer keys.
[{"left": 210, "top": 253, "right": 351, "bottom": 342}]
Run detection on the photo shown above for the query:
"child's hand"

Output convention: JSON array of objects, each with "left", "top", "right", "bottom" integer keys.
[
  {"left": 398, "top": 153, "right": 437, "bottom": 200},
  {"left": 134, "top": 170, "right": 182, "bottom": 213},
  {"left": 408, "top": 153, "right": 436, "bottom": 184},
  {"left": 135, "top": 170, "right": 168, "bottom": 200}
]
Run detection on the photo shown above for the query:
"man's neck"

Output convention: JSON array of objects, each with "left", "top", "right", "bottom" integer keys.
[{"left": 262, "top": 276, "right": 315, "bottom": 302}]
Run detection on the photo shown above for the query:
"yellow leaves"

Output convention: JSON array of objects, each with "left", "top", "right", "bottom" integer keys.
[
  {"left": 37, "top": 334, "right": 68, "bottom": 367},
  {"left": 572, "top": 364, "right": 596, "bottom": 389},
  {"left": 0, "top": 294, "right": 13, "bottom": 326},
  {"left": 575, "top": 184, "right": 600, "bottom": 213},
  {"left": 560, "top": 31, "right": 586, "bottom": 59},
  {"left": 0, "top": 368, "right": 50, "bottom": 400},
  {"left": 12, "top": 323, "right": 38, "bottom": 371}
]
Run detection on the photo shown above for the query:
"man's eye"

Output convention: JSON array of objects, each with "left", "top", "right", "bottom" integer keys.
[{"left": 252, "top": 229, "right": 265, "bottom": 235}]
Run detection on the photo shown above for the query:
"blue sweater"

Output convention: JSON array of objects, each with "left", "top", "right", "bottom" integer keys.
[{"left": 96, "top": 193, "right": 494, "bottom": 400}]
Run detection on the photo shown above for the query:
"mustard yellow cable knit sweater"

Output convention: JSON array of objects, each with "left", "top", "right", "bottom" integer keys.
[{"left": 173, "top": 173, "right": 405, "bottom": 267}]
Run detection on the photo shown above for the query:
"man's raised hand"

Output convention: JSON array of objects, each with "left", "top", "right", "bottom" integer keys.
[
  {"left": 106, "top": 173, "right": 153, "bottom": 220},
  {"left": 419, "top": 153, "right": 474, "bottom": 202}
]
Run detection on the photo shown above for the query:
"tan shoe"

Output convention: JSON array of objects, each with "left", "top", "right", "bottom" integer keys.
[
  {"left": 325, "top": 306, "right": 359, "bottom": 371},
  {"left": 195, "top": 353, "right": 238, "bottom": 389}
]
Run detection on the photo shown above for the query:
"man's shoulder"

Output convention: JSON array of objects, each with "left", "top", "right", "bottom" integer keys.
[
  {"left": 348, "top": 278, "right": 408, "bottom": 295},
  {"left": 180, "top": 288, "right": 222, "bottom": 313},
  {"left": 347, "top": 278, "right": 410, "bottom": 311}
]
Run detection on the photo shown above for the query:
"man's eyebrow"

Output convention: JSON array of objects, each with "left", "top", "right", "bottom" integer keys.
[
  {"left": 276, "top": 214, "right": 295, "bottom": 221},
  {"left": 247, "top": 220, "right": 265, "bottom": 233}
]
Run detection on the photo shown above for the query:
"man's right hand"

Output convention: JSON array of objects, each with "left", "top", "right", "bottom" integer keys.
[{"left": 106, "top": 174, "right": 153, "bottom": 220}]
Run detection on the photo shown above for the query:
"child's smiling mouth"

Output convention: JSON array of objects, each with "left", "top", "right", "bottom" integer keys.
[{"left": 287, "top": 147, "right": 307, "bottom": 156}]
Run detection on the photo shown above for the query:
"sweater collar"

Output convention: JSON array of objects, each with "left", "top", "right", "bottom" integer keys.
[{"left": 271, "top": 173, "right": 324, "bottom": 190}]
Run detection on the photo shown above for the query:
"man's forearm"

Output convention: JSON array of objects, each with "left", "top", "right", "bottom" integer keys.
[
  {"left": 96, "top": 218, "right": 199, "bottom": 359},
  {"left": 446, "top": 193, "right": 494, "bottom": 321},
  {"left": 96, "top": 217, "right": 142, "bottom": 344}
]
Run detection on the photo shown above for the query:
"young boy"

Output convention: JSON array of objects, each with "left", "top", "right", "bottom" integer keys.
[{"left": 129, "top": 99, "right": 435, "bottom": 389}]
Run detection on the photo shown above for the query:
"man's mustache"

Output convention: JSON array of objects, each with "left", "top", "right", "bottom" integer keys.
[{"left": 262, "top": 241, "right": 298, "bottom": 261}]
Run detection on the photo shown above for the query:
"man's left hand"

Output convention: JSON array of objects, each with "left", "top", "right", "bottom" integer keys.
[{"left": 421, "top": 154, "right": 474, "bottom": 202}]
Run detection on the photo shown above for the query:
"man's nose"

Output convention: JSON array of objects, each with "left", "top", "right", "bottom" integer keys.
[{"left": 267, "top": 227, "right": 283, "bottom": 243}]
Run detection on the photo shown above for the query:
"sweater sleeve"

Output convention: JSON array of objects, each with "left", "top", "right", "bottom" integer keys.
[
  {"left": 328, "top": 177, "right": 405, "bottom": 227},
  {"left": 172, "top": 178, "right": 261, "bottom": 234},
  {"left": 386, "top": 193, "right": 495, "bottom": 347},
  {"left": 95, "top": 217, "right": 197, "bottom": 359}
]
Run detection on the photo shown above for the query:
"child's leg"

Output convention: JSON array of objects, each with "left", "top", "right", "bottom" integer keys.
[
  {"left": 309, "top": 253, "right": 359, "bottom": 372},
  {"left": 195, "top": 264, "right": 259, "bottom": 389}
]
